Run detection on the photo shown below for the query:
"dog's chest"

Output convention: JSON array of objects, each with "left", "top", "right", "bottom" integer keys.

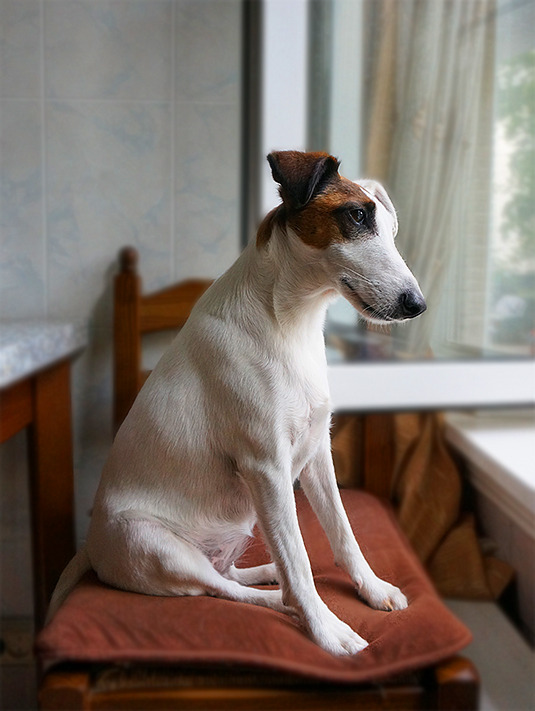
[
  {"left": 286, "top": 385, "right": 330, "bottom": 474},
  {"left": 279, "top": 342, "right": 331, "bottom": 464}
]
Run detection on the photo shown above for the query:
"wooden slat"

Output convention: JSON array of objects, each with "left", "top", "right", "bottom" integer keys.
[
  {"left": 0, "top": 378, "right": 33, "bottom": 442},
  {"left": 40, "top": 658, "right": 479, "bottom": 710},
  {"left": 363, "top": 413, "right": 396, "bottom": 498},
  {"left": 331, "top": 414, "right": 365, "bottom": 488},
  {"left": 41, "top": 672, "right": 425, "bottom": 710},
  {"left": 114, "top": 268, "right": 142, "bottom": 431},
  {"left": 139, "top": 279, "right": 212, "bottom": 333},
  {"left": 90, "top": 686, "right": 423, "bottom": 711}
]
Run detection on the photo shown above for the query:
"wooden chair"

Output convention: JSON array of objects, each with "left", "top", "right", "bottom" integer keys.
[
  {"left": 113, "top": 246, "right": 212, "bottom": 432},
  {"left": 37, "top": 247, "right": 479, "bottom": 710}
]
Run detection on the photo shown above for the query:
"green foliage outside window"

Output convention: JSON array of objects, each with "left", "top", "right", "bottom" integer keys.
[{"left": 491, "top": 49, "right": 535, "bottom": 351}]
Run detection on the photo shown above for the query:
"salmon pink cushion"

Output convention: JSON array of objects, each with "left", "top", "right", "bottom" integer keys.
[{"left": 36, "top": 490, "right": 470, "bottom": 684}]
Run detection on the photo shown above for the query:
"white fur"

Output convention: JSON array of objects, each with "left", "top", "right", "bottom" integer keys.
[{"left": 47, "top": 175, "right": 424, "bottom": 657}]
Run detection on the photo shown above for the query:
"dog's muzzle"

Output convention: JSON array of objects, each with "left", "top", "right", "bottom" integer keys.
[{"left": 340, "top": 277, "right": 426, "bottom": 322}]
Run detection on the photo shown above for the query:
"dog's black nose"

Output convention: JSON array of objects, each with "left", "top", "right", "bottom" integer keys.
[{"left": 397, "top": 290, "right": 427, "bottom": 319}]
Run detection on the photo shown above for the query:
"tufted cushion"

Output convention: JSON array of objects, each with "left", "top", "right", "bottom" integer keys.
[{"left": 36, "top": 490, "right": 470, "bottom": 684}]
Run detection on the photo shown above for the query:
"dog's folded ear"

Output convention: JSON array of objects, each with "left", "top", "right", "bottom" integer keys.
[{"left": 268, "top": 151, "right": 340, "bottom": 209}]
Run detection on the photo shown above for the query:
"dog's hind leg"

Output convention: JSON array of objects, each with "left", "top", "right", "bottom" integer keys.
[
  {"left": 225, "top": 562, "right": 278, "bottom": 586},
  {"left": 89, "top": 516, "right": 288, "bottom": 613}
]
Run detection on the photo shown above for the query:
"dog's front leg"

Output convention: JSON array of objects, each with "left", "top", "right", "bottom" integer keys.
[
  {"left": 300, "top": 437, "right": 408, "bottom": 612},
  {"left": 241, "top": 459, "right": 368, "bottom": 656}
]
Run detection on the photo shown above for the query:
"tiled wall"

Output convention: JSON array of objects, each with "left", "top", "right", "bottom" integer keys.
[{"left": 0, "top": 0, "right": 243, "bottom": 615}]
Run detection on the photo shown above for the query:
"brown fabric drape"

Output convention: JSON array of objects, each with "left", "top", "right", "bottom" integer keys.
[
  {"left": 392, "top": 413, "right": 461, "bottom": 564},
  {"left": 332, "top": 412, "right": 513, "bottom": 600}
]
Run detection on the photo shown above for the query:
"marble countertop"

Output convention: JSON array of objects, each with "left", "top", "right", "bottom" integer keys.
[{"left": 0, "top": 320, "right": 88, "bottom": 388}]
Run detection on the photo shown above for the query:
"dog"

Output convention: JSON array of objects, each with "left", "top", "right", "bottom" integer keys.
[{"left": 47, "top": 151, "right": 426, "bottom": 656}]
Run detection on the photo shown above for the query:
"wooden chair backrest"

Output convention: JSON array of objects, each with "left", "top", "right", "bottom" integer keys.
[{"left": 113, "top": 246, "right": 212, "bottom": 431}]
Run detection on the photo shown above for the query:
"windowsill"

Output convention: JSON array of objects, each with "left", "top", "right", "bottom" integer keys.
[
  {"left": 327, "top": 360, "right": 535, "bottom": 412},
  {"left": 444, "top": 411, "right": 535, "bottom": 539}
]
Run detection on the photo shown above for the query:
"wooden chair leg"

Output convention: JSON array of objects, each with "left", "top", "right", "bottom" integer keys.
[
  {"left": 39, "top": 670, "right": 90, "bottom": 711},
  {"left": 433, "top": 656, "right": 479, "bottom": 710}
]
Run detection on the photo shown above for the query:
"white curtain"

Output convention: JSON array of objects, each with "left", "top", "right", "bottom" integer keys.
[{"left": 365, "top": 0, "right": 495, "bottom": 356}]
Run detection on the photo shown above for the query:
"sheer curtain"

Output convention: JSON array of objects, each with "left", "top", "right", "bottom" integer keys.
[
  {"left": 364, "top": 0, "right": 495, "bottom": 356},
  {"left": 332, "top": 0, "right": 514, "bottom": 600}
]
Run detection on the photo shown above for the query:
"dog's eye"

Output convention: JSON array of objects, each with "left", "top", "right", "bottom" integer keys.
[{"left": 349, "top": 208, "right": 366, "bottom": 225}]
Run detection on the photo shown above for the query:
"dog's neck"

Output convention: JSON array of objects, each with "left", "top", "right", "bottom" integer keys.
[{"left": 245, "top": 223, "right": 337, "bottom": 336}]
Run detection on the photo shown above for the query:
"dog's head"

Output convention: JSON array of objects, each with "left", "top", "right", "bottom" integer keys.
[{"left": 261, "top": 150, "right": 426, "bottom": 324}]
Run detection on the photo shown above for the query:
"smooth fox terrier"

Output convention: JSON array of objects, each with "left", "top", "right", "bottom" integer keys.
[{"left": 48, "top": 151, "right": 426, "bottom": 656}]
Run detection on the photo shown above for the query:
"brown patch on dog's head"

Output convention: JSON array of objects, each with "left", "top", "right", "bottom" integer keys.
[
  {"left": 256, "top": 206, "right": 285, "bottom": 248},
  {"left": 288, "top": 178, "right": 375, "bottom": 249},
  {"left": 258, "top": 151, "right": 377, "bottom": 249}
]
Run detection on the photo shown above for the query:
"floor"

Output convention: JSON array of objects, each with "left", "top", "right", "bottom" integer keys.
[
  {"left": 0, "top": 602, "right": 533, "bottom": 710},
  {"left": 0, "top": 618, "right": 36, "bottom": 711},
  {"left": 446, "top": 600, "right": 534, "bottom": 711}
]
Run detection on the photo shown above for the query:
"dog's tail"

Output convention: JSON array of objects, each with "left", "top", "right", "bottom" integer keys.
[{"left": 45, "top": 546, "right": 92, "bottom": 625}]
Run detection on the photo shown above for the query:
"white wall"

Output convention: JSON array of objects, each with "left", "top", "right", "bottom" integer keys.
[{"left": 0, "top": 0, "right": 243, "bottom": 615}]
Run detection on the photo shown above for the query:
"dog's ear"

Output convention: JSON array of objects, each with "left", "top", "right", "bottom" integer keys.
[
  {"left": 267, "top": 151, "right": 340, "bottom": 209},
  {"left": 357, "top": 179, "right": 398, "bottom": 236}
]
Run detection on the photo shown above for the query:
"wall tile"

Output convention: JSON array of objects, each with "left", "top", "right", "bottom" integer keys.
[
  {"left": 46, "top": 100, "right": 172, "bottom": 322},
  {"left": 175, "top": 0, "right": 241, "bottom": 104},
  {"left": 0, "top": 100, "right": 45, "bottom": 318},
  {"left": 0, "top": 0, "right": 41, "bottom": 98},
  {"left": 45, "top": 0, "right": 173, "bottom": 101},
  {"left": 174, "top": 102, "right": 241, "bottom": 280}
]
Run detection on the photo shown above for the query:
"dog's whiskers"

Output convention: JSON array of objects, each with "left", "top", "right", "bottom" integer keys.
[
  {"left": 361, "top": 300, "right": 393, "bottom": 323},
  {"left": 334, "top": 263, "right": 376, "bottom": 287}
]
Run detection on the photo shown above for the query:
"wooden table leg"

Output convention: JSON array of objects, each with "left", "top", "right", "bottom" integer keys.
[{"left": 29, "top": 360, "right": 76, "bottom": 627}]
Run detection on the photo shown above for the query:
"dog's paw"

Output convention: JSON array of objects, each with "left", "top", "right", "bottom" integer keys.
[
  {"left": 308, "top": 609, "right": 368, "bottom": 656},
  {"left": 357, "top": 576, "right": 408, "bottom": 612}
]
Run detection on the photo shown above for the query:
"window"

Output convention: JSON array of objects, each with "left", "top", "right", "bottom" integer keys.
[
  {"left": 308, "top": 0, "right": 535, "bottom": 362},
  {"left": 256, "top": 0, "right": 534, "bottom": 408}
]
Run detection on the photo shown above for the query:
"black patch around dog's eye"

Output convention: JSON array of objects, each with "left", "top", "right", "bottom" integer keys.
[{"left": 332, "top": 201, "right": 376, "bottom": 240}]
